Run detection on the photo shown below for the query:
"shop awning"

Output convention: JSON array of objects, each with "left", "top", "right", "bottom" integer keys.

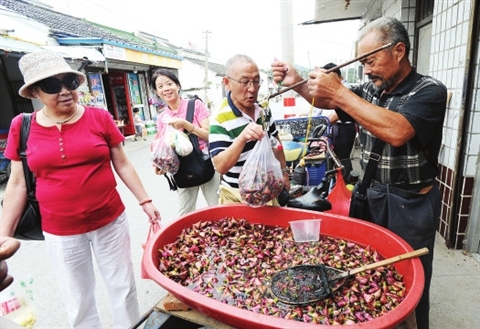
[
  {"left": 57, "top": 38, "right": 182, "bottom": 69},
  {"left": 42, "top": 46, "right": 105, "bottom": 62},
  {"left": 0, "top": 37, "right": 105, "bottom": 62},
  {"left": 300, "top": 0, "right": 369, "bottom": 25},
  {"left": 0, "top": 36, "right": 40, "bottom": 55}
]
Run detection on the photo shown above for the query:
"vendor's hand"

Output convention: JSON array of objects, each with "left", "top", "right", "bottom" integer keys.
[
  {"left": 0, "top": 237, "right": 21, "bottom": 292},
  {"left": 240, "top": 123, "right": 265, "bottom": 144},
  {"left": 307, "top": 69, "right": 345, "bottom": 108},
  {"left": 271, "top": 59, "right": 302, "bottom": 86}
]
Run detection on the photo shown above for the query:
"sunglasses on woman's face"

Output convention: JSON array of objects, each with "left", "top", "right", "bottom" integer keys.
[{"left": 36, "top": 73, "right": 81, "bottom": 94}]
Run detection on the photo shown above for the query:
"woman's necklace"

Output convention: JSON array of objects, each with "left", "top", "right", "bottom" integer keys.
[{"left": 43, "top": 105, "right": 78, "bottom": 124}]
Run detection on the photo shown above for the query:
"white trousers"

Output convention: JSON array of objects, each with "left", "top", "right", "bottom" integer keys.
[
  {"left": 176, "top": 172, "right": 220, "bottom": 216},
  {"left": 44, "top": 211, "right": 139, "bottom": 329}
]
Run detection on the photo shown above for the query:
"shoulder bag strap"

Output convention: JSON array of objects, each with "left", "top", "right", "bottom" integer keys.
[
  {"left": 185, "top": 97, "right": 196, "bottom": 124},
  {"left": 185, "top": 98, "right": 202, "bottom": 153},
  {"left": 20, "top": 113, "right": 35, "bottom": 198},
  {"left": 357, "top": 95, "right": 402, "bottom": 194}
]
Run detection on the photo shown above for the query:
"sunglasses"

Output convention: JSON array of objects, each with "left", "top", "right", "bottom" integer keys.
[{"left": 36, "top": 73, "right": 81, "bottom": 94}]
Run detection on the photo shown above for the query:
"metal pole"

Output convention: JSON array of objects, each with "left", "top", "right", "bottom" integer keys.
[
  {"left": 280, "top": 1, "right": 294, "bottom": 64},
  {"left": 203, "top": 30, "right": 211, "bottom": 104},
  {"left": 279, "top": 0, "right": 295, "bottom": 115},
  {"left": 267, "top": 43, "right": 393, "bottom": 99}
]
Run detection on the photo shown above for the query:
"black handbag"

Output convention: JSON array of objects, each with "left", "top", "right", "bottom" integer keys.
[
  {"left": 166, "top": 98, "right": 215, "bottom": 190},
  {"left": 348, "top": 138, "right": 384, "bottom": 220},
  {"left": 14, "top": 113, "right": 44, "bottom": 240}
]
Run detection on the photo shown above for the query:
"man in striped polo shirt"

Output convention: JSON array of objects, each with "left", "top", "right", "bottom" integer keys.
[{"left": 209, "top": 54, "right": 289, "bottom": 204}]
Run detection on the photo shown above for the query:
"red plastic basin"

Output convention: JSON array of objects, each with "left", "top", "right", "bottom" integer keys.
[{"left": 143, "top": 205, "right": 424, "bottom": 329}]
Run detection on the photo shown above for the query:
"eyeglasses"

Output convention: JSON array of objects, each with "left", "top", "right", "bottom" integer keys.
[
  {"left": 227, "top": 76, "right": 263, "bottom": 88},
  {"left": 36, "top": 74, "right": 81, "bottom": 94}
]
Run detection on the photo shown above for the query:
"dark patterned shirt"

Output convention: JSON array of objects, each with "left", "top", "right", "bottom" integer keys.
[{"left": 350, "top": 69, "right": 447, "bottom": 188}]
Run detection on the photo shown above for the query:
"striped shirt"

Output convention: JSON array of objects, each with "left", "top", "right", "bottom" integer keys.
[
  {"left": 209, "top": 92, "right": 277, "bottom": 188},
  {"left": 351, "top": 69, "right": 447, "bottom": 187}
]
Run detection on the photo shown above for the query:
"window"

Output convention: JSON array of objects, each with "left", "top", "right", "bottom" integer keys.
[{"left": 414, "top": 0, "right": 435, "bottom": 74}]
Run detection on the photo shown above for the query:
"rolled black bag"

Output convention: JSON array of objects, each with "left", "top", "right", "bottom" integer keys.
[
  {"left": 348, "top": 181, "right": 370, "bottom": 220},
  {"left": 348, "top": 133, "right": 386, "bottom": 221}
]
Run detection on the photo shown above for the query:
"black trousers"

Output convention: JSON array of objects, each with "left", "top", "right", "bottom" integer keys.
[
  {"left": 331, "top": 123, "right": 356, "bottom": 180},
  {"left": 366, "top": 183, "right": 440, "bottom": 329}
]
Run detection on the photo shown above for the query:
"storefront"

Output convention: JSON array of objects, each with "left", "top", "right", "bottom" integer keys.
[
  {"left": 105, "top": 72, "right": 143, "bottom": 135},
  {"left": 57, "top": 38, "right": 182, "bottom": 137},
  {"left": 76, "top": 63, "right": 157, "bottom": 137}
]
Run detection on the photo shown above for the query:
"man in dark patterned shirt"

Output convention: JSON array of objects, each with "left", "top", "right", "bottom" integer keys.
[{"left": 271, "top": 17, "right": 447, "bottom": 329}]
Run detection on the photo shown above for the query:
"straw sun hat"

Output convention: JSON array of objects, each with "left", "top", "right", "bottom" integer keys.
[{"left": 18, "top": 49, "right": 86, "bottom": 99}]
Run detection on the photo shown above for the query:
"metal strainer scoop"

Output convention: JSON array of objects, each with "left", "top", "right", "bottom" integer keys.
[{"left": 270, "top": 247, "right": 429, "bottom": 305}]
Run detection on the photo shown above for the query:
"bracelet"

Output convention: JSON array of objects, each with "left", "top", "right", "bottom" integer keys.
[
  {"left": 139, "top": 199, "right": 152, "bottom": 206},
  {"left": 281, "top": 167, "right": 290, "bottom": 173}
]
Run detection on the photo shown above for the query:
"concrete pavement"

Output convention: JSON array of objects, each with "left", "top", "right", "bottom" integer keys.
[{"left": 1, "top": 134, "right": 479, "bottom": 328}]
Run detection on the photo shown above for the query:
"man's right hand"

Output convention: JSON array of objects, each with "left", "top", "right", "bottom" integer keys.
[
  {"left": 271, "top": 60, "right": 302, "bottom": 86},
  {"left": 239, "top": 123, "right": 265, "bottom": 144}
]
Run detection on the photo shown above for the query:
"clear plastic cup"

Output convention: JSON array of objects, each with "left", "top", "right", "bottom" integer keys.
[{"left": 289, "top": 219, "right": 321, "bottom": 242}]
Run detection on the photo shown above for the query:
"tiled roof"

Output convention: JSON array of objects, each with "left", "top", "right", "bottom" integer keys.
[
  {"left": 0, "top": 0, "right": 227, "bottom": 70},
  {"left": 184, "top": 56, "right": 226, "bottom": 76},
  {"left": 0, "top": 0, "right": 176, "bottom": 55},
  {"left": 89, "top": 23, "right": 177, "bottom": 55}
]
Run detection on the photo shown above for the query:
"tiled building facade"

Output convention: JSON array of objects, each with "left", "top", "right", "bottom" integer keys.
[{"left": 360, "top": 0, "right": 479, "bottom": 252}]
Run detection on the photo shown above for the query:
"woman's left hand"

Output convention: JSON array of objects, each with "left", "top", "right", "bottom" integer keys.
[
  {"left": 154, "top": 166, "right": 165, "bottom": 176},
  {"left": 141, "top": 203, "right": 161, "bottom": 223}
]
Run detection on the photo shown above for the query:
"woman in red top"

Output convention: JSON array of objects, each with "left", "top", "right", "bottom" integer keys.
[{"left": 1, "top": 50, "right": 160, "bottom": 329}]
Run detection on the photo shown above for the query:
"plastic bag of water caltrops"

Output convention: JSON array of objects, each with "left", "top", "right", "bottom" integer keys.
[
  {"left": 0, "top": 278, "right": 37, "bottom": 329},
  {"left": 150, "top": 124, "right": 180, "bottom": 174}
]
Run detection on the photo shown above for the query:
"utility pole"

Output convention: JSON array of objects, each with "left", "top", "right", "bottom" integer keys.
[
  {"left": 203, "top": 30, "right": 211, "bottom": 105},
  {"left": 279, "top": 0, "right": 295, "bottom": 117}
]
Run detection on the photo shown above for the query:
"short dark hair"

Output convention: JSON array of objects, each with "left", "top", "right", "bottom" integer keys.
[
  {"left": 358, "top": 17, "right": 411, "bottom": 58},
  {"left": 133, "top": 108, "right": 140, "bottom": 113},
  {"left": 322, "top": 63, "right": 341, "bottom": 77},
  {"left": 150, "top": 68, "right": 181, "bottom": 90}
]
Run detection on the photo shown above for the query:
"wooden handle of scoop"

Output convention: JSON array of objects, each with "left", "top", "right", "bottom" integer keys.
[{"left": 342, "top": 247, "right": 429, "bottom": 278}]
